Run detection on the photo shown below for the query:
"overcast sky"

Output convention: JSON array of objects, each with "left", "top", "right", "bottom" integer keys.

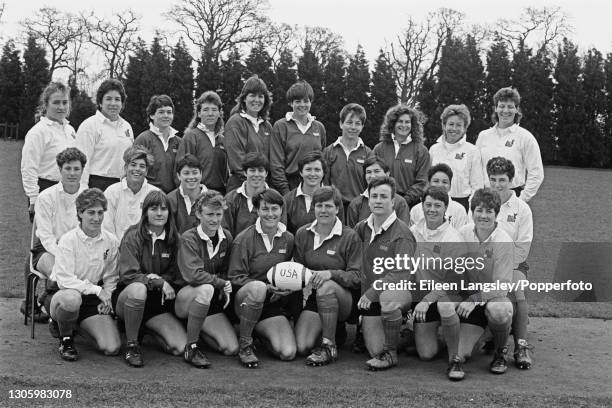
[{"left": 2, "top": 0, "right": 611, "bottom": 61}]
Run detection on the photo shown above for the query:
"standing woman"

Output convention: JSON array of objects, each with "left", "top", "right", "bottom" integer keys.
[
  {"left": 76, "top": 79, "right": 133, "bottom": 191},
  {"left": 429, "top": 104, "right": 484, "bottom": 212},
  {"left": 476, "top": 87, "right": 544, "bottom": 202},
  {"left": 270, "top": 80, "right": 327, "bottom": 195},
  {"left": 178, "top": 91, "right": 228, "bottom": 195},
  {"left": 134, "top": 95, "right": 182, "bottom": 193},
  {"left": 21, "top": 82, "right": 77, "bottom": 221},
  {"left": 113, "top": 191, "right": 187, "bottom": 367},
  {"left": 373, "top": 105, "right": 430, "bottom": 209},
  {"left": 224, "top": 75, "right": 273, "bottom": 192}
]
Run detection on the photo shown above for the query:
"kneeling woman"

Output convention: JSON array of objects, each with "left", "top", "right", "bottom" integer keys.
[
  {"left": 177, "top": 191, "right": 237, "bottom": 368},
  {"left": 114, "top": 191, "right": 187, "bottom": 367},
  {"left": 294, "top": 186, "right": 361, "bottom": 366},
  {"left": 228, "top": 189, "right": 298, "bottom": 367},
  {"left": 47, "top": 188, "right": 121, "bottom": 361}
]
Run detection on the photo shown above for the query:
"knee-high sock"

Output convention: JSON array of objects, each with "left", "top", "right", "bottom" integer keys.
[
  {"left": 54, "top": 305, "right": 79, "bottom": 337},
  {"left": 512, "top": 300, "right": 529, "bottom": 344},
  {"left": 316, "top": 293, "right": 339, "bottom": 343},
  {"left": 186, "top": 298, "right": 210, "bottom": 344},
  {"left": 123, "top": 297, "right": 145, "bottom": 343},
  {"left": 381, "top": 309, "right": 402, "bottom": 352},
  {"left": 489, "top": 319, "right": 511, "bottom": 351},
  {"left": 239, "top": 297, "right": 263, "bottom": 346},
  {"left": 441, "top": 314, "right": 460, "bottom": 360}
]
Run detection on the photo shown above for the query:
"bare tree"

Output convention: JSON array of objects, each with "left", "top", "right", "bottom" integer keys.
[
  {"left": 21, "top": 7, "right": 85, "bottom": 78},
  {"left": 497, "top": 6, "right": 571, "bottom": 54},
  {"left": 295, "top": 26, "right": 345, "bottom": 64},
  {"left": 263, "top": 22, "right": 296, "bottom": 68},
  {"left": 83, "top": 10, "right": 140, "bottom": 79},
  {"left": 385, "top": 8, "right": 464, "bottom": 103},
  {"left": 165, "top": 0, "right": 269, "bottom": 63}
]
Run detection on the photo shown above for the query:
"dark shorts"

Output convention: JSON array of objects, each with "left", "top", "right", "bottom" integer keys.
[
  {"left": 411, "top": 301, "right": 441, "bottom": 323},
  {"left": 112, "top": 283, "right": 182, "bottom": 324},
  {"left": 459, "top": 304, "right": 488, "bottom": 328},
  {"left": 89, "top": 175, "right": 120, "bottom": 192},
  {"left": 451, "top": 196, "right": 470, "bottom": 213},
  {"left": 44, "top": 290, "right": 102, "bottom": 324},
  {"left": 30, "top": 238, "right": 46, "bottom": 270}
]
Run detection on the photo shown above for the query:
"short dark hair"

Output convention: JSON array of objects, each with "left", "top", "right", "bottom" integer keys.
[
  {"left": 422, "top": 186, "right": 449, "bottom": 207},
  {"left": 368, "top": 175, "right": 396, "bottom": 197},
  {"left": 123, "top": 145, "right": 154, "bottom": 168},
  {"left": 252, "top": 188, "right": 284, "bottom": 210},
  {"left": 187, "top": 91, "right": 224, "bottom": 133},
  {"left": 176, "top": 154, "right": 203, "bottom": 174},
  {"left": 242, "top": 151, "right": 269, "bottom": 172},
  {"left": 486, "top": 157, "right": 515, "bottom": 181},
  {"left": 76, "top": 188, "right": 107, "bottom": 221},
  {"left": 312, "top": 185, "right": 342, "bottom": 208},
  {"left": 363, "top": 156, "right": 389, "bottom": 179},
  {"left": 96, "top": 79, "right": 127, "bottom": 108},
  {"left": 56, "top": 147, "right": 87, "bottom": 168},
  {"left": 339, "top": 103, "right": 366, "bottom": 124},
  {"left": 428, "top": 163, "right": 453, "bottom": 183},
  {"left": 194, "top": 190, "right": 227, "bottom": 213},
  {"left": 286, "top": 80, "right": 314, "bottom": 103},
  {"left": 470, "top": 188, "right": 501, "bottom": 215},
  {"left": 139, "top": 190, "right": 178, "bottom": 245},
  {"left": 146, "top": 95, "right": 174, "bottom": 122},
  {"left": 298, "top": 151, "right": 326, "bottom": 175}
]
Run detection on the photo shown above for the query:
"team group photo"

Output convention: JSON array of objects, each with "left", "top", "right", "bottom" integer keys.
[{"left": 1, "top": 0, "right": 611, "bottom": 407}]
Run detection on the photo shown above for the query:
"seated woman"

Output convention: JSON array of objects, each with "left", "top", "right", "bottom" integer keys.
[
  {"left": 46, "top": 188, "right": 121, "bottom": 361},
  {"left": 486, "top": 156, "right": 534, "bottom": 369},
  {"left": 457, "top": 188, "right": 515, "bottom": 375},
  {"left": 354, "top": 176, "right": 416, "bottom": 371},
  {"left": 346, "top": 156, "right": 410, "bottom": 228},
  {"left": 294, "top": 186, "right": 361, "bottom": 366},
  {"left": 283, "top": 151, "right": 344, "bottom": 234},
  {"left": 167, "top": 154, "right": 208, "bottom": 234},
  {"left": 228, "top": 189, "right": 298, "bottom": 368},
  {"left": 177, "top": 191, "right": 237, "bottom": 368},
  {"left": 103, "top": 145, "right": 160, "bottom": 240},
  {"left": 409, "top": 186, "right": 467, "bottom": 381},
  {"left": 113, "top": 191, "right": 187, "bottom": 367}
]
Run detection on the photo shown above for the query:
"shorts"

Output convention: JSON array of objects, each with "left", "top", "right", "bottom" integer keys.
[
  {"left": 30, "top": 238, "right": 46, "bottom": 270},
  {"left": 459, "top": 304, "right": 488, "bottom": 328},
  {"left": 112, "top": 283, "right": 182, "bottom": 324},
  {"left": 260, "top": 290, "right": 302, "bottom": 322},
  {"left": 44, "top": 289, "right": 101, "bottom": 324},
  {"left": 411, "top": 301, "right": 441, "bottom": 323},
  {"left": 303, "top": 290, "right": 355, "bottom": 317}
]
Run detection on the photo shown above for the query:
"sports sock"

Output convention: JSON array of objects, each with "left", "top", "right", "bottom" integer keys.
[
  {"left": 489, "top": 319, "right": 511, "bottom": 351},
  {"left": 381, "top": 308, "right": 402, "bottom": 352},
  {"left": 186, "top": 298, "right": 210, "bottom": 344},
  {"left": 123, "top": 297, "right": 145, "bottom": 343},
  {"left": 512, "top": 300, "right": 529, "bottom": 345},
  {"left": 316, "top": 293, "right": 339, "bottom": 343},
  {"left": 440, "top": 314, "right": 460, "bottom": 361},
  {"left": 54, "top": 305, "right": 78, "bottom": 337},
  {"left": 239, "top": 297, "right": 263, "bottom": 346}
]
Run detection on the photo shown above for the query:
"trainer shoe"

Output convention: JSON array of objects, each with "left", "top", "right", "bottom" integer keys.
[
  {"left": 58, "top": 337, "right": 78, "bottom": 361},
  {"left": 514, "top": 339, "right": 534, "bottom": 370},
  {"left": 351, "top": 327, "right": 366, "bottom": 353},
  {"left": 306, "top": 339, "right": 338, "bottom": 366},
  {"left": 184, "top": 342, "right": 211, "bottom": 368},
  {"left": 239, "top": 342, "right": 260, "bottom": 368},
  {"left": 447, "top": 355, "right": 465, "bottom": 381},
  {"left": 365, "top": 350, "right": 398, "bottom": 371},
  {"left": 21, "top": 298, "right": 49, "bottom": 323},
  {"left": 490, "top": 346, "right": 509, "bottom": 374},
  {"left": 125, "top": 341, "right": 144, "bottom": 367},
  {"left": 48, "top": 318, "right": 60, "bottom": 338}
]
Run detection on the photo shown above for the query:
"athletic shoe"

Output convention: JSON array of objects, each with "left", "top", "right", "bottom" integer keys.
[
  {"left": 514, "top": 339, "right": 534, "bottom": 370},
  {"left": 48, "top": 318, "right": 60, "bottom": 338},
  {"left": 20, "top": 298, "right": 49, "bottom": 323},
  {"left": 184, "top": 342, "right": 211, "bottom": 368},
  {"left": 365, "top": 350, "right": 398, "bottom": 371},
  {"left": 58, "top": 337, "right": 78, "bottom": 361},
  {"left": 125, "top": 341, "right": 144, "bottom": 367},
  {"left": 489, "top": 346, "right": 509, "bottom": 374},
  {"left": 239, "top": 343, "right": 259, "bottom": 368},
  {"left": 305, "top": 339, "right": 338, "bottom": 366},
  {"left": 336, "top": 323, "right": 348, "bottom": 347},
  {"left": 351, "top": 327, "right": 366, "bottom": 353},
  {"left": 447, "top": 355, "right": 465, "bottom": 381}
]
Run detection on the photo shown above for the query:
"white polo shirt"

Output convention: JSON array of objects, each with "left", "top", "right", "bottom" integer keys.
[
  {"left": 496, "top": 192, "right": 533, "bottom": 268},
  {"left": 410, "top": 198, "right": 468, "bottom": 230}
]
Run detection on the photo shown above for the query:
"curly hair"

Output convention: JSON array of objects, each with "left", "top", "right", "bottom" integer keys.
[
  {"left": 76, "top": 188, "right": 107, "bottom": 220},
  {"left": 123, "top": 145, "right": 154, "bottom": 169},
  {"left": 194, "top": 190, "right": 227, "bottom": 213},
  {"left": 379, "top": 104, "right": 424, "bottom": 144},
  {"left": 231, "top": 75, "right": 272, "bottom": 120},
  {"left": 486, "top": 156, "right": 515, "bottom": 181},
  {"left": 470, "top": 187, "right": 501, "bottom": 215},
  {"left": 186, "top": 91, "right": 224, "bottom": 134},
  {"left": 56, "top": 147, "right": 87, "bottom": 168}
]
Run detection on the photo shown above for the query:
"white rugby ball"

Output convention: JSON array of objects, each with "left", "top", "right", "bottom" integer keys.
[{"left": 267, "top": 261, "right": 312, "bottom": 291}]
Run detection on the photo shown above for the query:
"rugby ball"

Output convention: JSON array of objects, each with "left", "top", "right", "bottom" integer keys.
[{"left": 267, "top": 261, "right": 313, "bottom": 291}]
